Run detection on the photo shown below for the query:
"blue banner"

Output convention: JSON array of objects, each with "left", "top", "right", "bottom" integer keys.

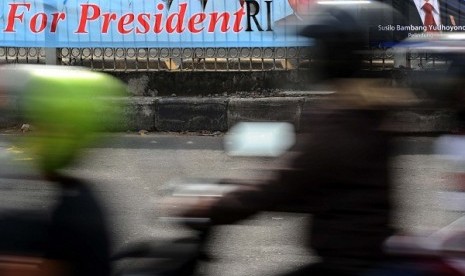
[{"left": 0, "top": 0, "right": 312, "bottom": 48}]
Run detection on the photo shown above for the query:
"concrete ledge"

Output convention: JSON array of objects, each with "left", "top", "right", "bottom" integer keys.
[
  {"left": 121, "top": 97, "right": 157, "bottom": 131},
  {"left": 1, "top": 96, "right": 459, "bottom": 134},
  {"left": 0, "top": 110, "right": 21, "bottom": 129},
  {"left": 227, "top": 97, "right": 305, "bottom": 131},
  {"left": 0, "top": 97, "right": 23, "bottom": 129},
  {"left": 155, "top": 97, "right": 228, "bottom": 132}
]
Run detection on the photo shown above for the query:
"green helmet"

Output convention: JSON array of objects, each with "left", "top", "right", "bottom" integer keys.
[{"left": 0, "top": 65, "right": 126, "bottom": 174}]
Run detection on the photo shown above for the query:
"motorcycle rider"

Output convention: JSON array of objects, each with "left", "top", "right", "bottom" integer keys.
[
  {"left": 0, "top": 65, "right": 126, "bottom": 276},
  {"left": 161, "top": 4, "right": 418, "bottom": 276}
]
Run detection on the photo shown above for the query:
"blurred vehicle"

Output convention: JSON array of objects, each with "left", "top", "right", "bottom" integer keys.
[
  {"left": 116, "top": 3, "right": 465, "bottom": 276},
  {"left": 111, "top": 122, "right": 295, "bottom": 276},
  {"left": 375, "top": 33, "right": 465, "bottom": 276},
  {"left": 0, "top": 65, "right": 125, "bottom": 276},
  {"left": 116, "top": 2, "right": 419, "bottom": 276}
]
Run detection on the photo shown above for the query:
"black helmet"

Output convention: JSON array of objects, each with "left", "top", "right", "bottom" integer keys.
[{"left": 279, "top": 1, "right": 405, "bottom": 79}]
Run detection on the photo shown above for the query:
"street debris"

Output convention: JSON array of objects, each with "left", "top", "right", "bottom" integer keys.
[{"left": 20, "top": 124, "right": 31, "bottom": 133}]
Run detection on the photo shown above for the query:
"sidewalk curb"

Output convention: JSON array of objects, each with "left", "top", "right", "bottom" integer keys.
[
  {"left": 3, "top": 96, "right": 459, "bottom": 134},
  {"left": 120, "top": 97, "right": 458, "bottom": 134},
  {"left": 227, "top": 97, "right": 305, "bottom": 131},
  {"left": 111, "top": 96, "right": 307, "bottom": 132},
  {"left": 155, "top": 97, "right": 229, "bottom": 132}
]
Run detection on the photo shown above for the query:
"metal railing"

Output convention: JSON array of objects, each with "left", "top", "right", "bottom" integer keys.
[
  {"left": 0, "top": 47, "right": 311, "bottom": 72},
  {"left": 406, "top": 51, "right": 451, "bottom": 71},
  {"left": 0, "top": 47, "right": 450, "bottom": 73},
  {"left": 0, "top": 47, "right": 45, "bottom": 65}
]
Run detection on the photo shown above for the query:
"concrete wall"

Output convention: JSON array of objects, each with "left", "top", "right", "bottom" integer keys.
[
  {"left": 111, "top": 71, "right": 312, "bottom": 97},
  {"left": 1, "top": 69, "right": 458, "bottom": 134}
]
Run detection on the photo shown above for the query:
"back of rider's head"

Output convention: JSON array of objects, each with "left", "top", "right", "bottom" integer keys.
[
  {"left": 296, "top": 2, "right": 418, "bottom": 110},
  {"left": 0, "top": 65, "right": 126, "bottom": 177},
  {"left": 298, "top": 4, "right": 367, "bottom": 81}
]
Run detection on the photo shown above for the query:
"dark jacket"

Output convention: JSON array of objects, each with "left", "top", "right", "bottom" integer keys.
[
  {"left": 208, "top": 107, "right": 394, "bottom": 272},
  {"left": 0, "top": 169, "right": 111, "bottom": 276},
  {"left": 46, "top": 175, "right": 111, "bottom": 276}
]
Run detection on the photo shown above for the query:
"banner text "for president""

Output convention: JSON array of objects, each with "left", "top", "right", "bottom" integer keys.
[{"left": 3, "top": 1, "right": 273, "bottom": 35}]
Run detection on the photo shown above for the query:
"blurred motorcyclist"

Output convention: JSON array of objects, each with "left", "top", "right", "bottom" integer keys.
[
  {"left": 0, "top": 65, "right": 125, "bottom": 276},
  {"left": 162, "top": 3, "right": 419, "bottom": 276}
]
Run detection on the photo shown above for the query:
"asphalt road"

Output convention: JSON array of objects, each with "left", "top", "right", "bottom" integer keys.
[{"left": 0, "top": 133, "right": 462, "bottom": 276}]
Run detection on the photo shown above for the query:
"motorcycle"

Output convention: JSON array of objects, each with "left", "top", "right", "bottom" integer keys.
[
  {"left": 110, "top": 120, "right": 465, "bottom": 276},
  {"left": 111, "top": 122, "right": 296, "bottom": 275},
  {"left": 111, "top": 177, "right": 258, "bottom": 276}
]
